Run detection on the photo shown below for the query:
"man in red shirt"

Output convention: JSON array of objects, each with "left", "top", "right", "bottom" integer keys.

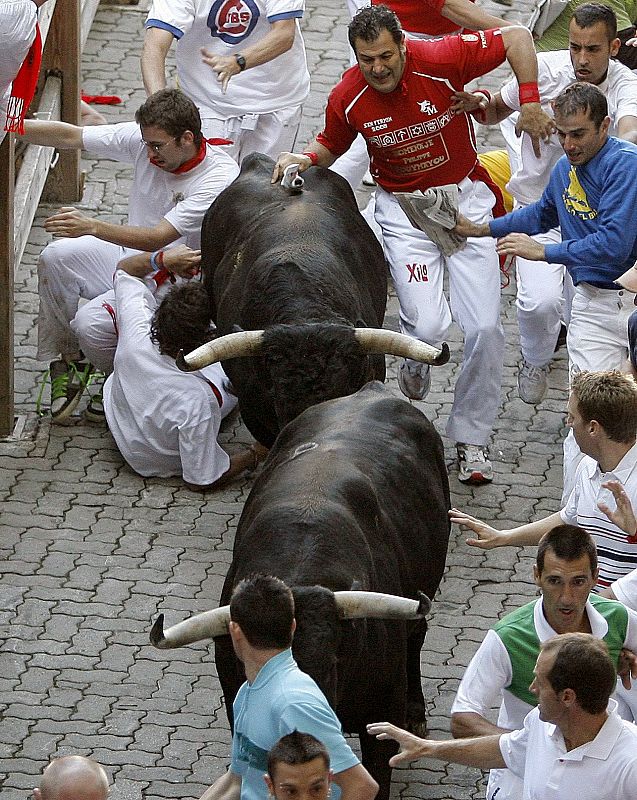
[{"left": 273, "top": 4, "right": 552, "bottom": 484}]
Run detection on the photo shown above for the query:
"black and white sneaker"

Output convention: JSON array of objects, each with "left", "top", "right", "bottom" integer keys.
[{"left": 457, "top": 443, "right": 493, "bottom": 485}]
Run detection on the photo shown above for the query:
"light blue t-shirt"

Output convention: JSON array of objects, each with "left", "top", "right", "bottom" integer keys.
[{"left": 230, "top": 649, "right": 359, "bottom": 800}]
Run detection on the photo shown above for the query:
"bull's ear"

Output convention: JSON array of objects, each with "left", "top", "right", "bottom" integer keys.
[{"left": 231, "top": 324, "right": 244, "bottom": 333}]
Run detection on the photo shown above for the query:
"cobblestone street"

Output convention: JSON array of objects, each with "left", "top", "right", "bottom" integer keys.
[{"left": 0, "top": 2, "right": 569, "bottom": 798}]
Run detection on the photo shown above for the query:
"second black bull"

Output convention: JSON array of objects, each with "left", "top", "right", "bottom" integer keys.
[
  {"left": 151, "top": 382, "right": 451, "bottom": 799},
  {"left": 179, "top": 153, "right": 449, "bottom": 446}
]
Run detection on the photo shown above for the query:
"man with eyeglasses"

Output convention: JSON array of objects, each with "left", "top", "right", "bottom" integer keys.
[{"left": 19, "top": 88, "right": 239, "bottom": 422}]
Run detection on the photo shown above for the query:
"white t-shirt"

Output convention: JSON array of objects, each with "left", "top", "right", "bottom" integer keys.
[
  {"left": 500, "top": 701, "right": 637, "bottom": 800},
  {"left": 103, "top": 271, "right": 237, "bottom": 484},
  {"left": 561, "top": 442, "right": 637, "bottom": 589},
  {"left": 451, "top": 597, "right": 637, "bottom": 800},
  {"left": 145, "top": 0, "right": 310, "bottom": 118},
  {"left": 499, "top": 51, "right": 637, "bottom": 205},
  {"left": 0, "top": 0, "right": 37, "bottom": 136},
  {"left": 81, "top": 122, "right": 239, "bottom": 245}
]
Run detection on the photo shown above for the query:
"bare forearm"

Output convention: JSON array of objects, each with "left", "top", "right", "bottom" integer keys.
[
  {"left": 237, "top": 20, "right": 295, "bottom": 69},
  {"left": 500, "top": 511, "right": 564, "bottom": 546},
  {"left": 20, "top": 119, "right": 83, "bottom": 149},
  {"left": 442, "top": 0, "right": 513, "bottom": 29},
  {"left": 141, "top": 28, "right": 172, "bottom": 95},
  {"left": 418, "top": 735, "right": 506, "bottom": 769},
  {"left": 451, "top": 712, "right": 513, "bottom": 739},
  {"left": 92, "top": 220, "right": 178, "bottom": 251},
  {"left": 303, "top": 139, "right": 338, "bottom": 168},
  {"left": 198, "top": 770, "right": 241, "bottom": 800},
  {"left": 501, "top": 26, "right": 539, "bottom": 85}
]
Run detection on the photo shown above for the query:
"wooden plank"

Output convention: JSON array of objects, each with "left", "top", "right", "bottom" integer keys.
[
  {"left": 41, "top": 0, "right": 81, "bottom": 203},
  {"left": 81, "top": 0, "right": 102, "bottom": 49},
  {"left": 13, "top": 77, "right": 62, "bottom": 267},
  {"left": 0, "top": 134, "right": 15, "bottom": 437}
]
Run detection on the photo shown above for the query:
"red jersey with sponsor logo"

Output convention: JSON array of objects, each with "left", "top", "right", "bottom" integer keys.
[
  {"left": 374, "top": 0, "right": 476, "bottom": 35},
  {"left": 317, "top": 31, "right": 506, "bottom": 193}
]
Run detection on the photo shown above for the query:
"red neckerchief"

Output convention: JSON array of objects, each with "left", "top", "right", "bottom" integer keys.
[
  {"left": 159, "top": 137, "right": 234, "bottom": 174},
  {"left": 5, "top": 24, "right": 42, "bottom": 134}
]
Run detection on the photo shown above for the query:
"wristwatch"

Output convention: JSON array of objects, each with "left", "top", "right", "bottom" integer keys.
[{"left": 235, "top": 54, "right": 247, "bottom": 71}]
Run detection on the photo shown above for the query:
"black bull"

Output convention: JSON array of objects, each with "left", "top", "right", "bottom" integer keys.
[
  {"left": 199, "top": 152, "right": 389, "bottom": 447},
  {"left": 151, "top": 383, "right": 451, "bottom": 799}
]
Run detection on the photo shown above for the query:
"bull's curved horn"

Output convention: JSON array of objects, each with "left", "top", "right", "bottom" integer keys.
[
  {"left": 354, "top": 329, "right": 450, "bottom": 366},
  {"left": 334, "top": 590, "right": 432, "bottom": 620},
  {"left": 177, "top": 330, "right": 265, "bottom": 371},
  {"left": 150, "top": 606, "right": 231, "bottom": 649}
]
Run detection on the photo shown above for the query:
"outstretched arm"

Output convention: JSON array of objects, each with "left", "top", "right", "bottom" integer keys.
[
  {"left": 441, "top": 0, "right": 513, "bottom": 29},
  {"left": 449, "top": 508, "right": 564, "bottom": 549},
  {"left": 366, "top": 723, "right": 505, "bottom": 769}
]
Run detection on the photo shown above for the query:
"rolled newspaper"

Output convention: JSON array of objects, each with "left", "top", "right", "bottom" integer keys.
[{"left": 394, "top": 185, "right": 466, "bottom": 257}]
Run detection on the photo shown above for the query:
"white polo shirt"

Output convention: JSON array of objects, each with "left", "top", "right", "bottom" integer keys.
[
  {"left": 500, "top": 701, "right": 637, "bottom": 800},
  {"left": 612, "top": 568, "right": 637, "bottom": 612},
  {"left": 499, "top": 51, "right": 637, "bottom": 205},
  {"left": 145, "top": 0, "right": 309, "bottom": 119},
  {"left": 103, "top": 271, "right": 237, "bottom": 484},
  {"left": 81, "top": 122, "right": 239, "bottom": 245},
  {"left": 560, "top": 441, "right": 637, "bottom": 590}
]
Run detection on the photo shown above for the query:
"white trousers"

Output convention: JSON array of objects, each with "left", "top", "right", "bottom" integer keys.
[
  {"left": 201, "top": 105, "right": 302, "bottom": 164},
  {"left": 37, "top": 236, "right": 121, "bottom": 363},
  {"left": 71, "top": 289, "right": 119, "bottom": 373},
  {"left": 515, "top": 226, "right": 574, "bottom": 367},
  {"left": 562, "top": 283, "right": 636, "bottom": 501},
  {"left": 375, "top": 180, "right": 504, "bottom": 445}
]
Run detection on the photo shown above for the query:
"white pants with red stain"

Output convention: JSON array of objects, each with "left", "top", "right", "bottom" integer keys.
[
  {"left": 37, "top": 236, "right": 121, "bottom": 363},
  {"left": 374, "top": 179, "right": 504, "bottom": 446},
  {"left": 201, "top": 105, "right": 302, "bottom": 165}
]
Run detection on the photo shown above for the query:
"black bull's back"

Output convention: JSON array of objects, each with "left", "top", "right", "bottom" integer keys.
[
  {"left": 200, "top": 152, "right": 389, "bottom": 445},
  {"left": 215, "top": 382, "right": 451, "bottom": 798}
]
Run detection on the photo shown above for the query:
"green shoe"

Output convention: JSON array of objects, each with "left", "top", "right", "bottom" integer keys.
[
  {"left": 84, "top": 372, "right": 106, "bottom": 423},
  {"left": 49, "top": 360, "right": 93, "bottom": 422}
]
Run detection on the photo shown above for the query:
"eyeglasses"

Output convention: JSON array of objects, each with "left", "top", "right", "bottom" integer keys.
[{"left": 142, "top": 136, "right": 178, "bottom": 153}]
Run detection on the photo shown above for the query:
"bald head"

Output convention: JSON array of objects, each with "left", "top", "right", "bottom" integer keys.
[{"left": 34, "top": 757, "right": 109, "bottom": 800}]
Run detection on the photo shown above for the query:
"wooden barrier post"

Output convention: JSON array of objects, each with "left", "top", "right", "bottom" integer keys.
[
  {"left": 0, "top": 134, "right": 15, "bottom": 437},
  {"left": 41, "top": 0, "right": 81, "bottom": 202}
]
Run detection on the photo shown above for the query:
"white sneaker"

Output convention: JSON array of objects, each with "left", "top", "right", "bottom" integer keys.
[
  {"left": 518, "top": 360, "right": 549, "bottom": 405},
  {"left": 457, "top": 443, "right": 493, "bottom": 484},
  {"left": 397, "top": 361, "right": 431, "bottom": 401}
]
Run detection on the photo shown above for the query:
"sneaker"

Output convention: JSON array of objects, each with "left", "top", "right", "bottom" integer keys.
[
  {"left": 49, "top": 359, "right": 93, "bottom": 422},
  {"left": 518, "top": 359, "right": 549, "bottom": 405},
  {"left": 457, "top": 443, "right": 493, "bottom": 485},
  {"left": 397, "top": 360, "right": 431, "bottom": 401},
  {"left": 84, "top": 372, "right": 106, "bottom": 423}
]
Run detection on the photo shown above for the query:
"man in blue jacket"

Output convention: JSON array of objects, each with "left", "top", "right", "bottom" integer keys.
[{"left": 455, "top": 80, "right": 637, "bottom": 380}]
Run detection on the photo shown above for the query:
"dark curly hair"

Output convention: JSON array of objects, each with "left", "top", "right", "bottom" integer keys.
[
  {"left": 135, "top": 88, "right": 203, "bottom": 148},
  {"left": 348, "top": 4, "right": 403, "bottom": 50},
  {"left": 150, "top": 281, "right": 214, "bottom": 359}
]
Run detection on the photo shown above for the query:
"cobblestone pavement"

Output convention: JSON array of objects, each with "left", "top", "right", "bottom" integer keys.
[{"left": 1, "top": 2, "right": 569, "bottom": 798}]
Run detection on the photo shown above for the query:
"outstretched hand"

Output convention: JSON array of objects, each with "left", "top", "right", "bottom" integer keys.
[
  {"left": 366, "top": 722, "right": 431, "bottom": 766},
  {"left": 449, "top": 508, "right": 506, "bottom": 549}
]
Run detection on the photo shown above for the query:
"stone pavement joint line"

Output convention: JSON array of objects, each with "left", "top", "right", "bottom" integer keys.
[{"left": 0, "top": 1, "right": 566, "bottom": 798}]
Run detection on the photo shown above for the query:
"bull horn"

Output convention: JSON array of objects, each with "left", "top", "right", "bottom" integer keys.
[
  {"left": 354, "top": 329, "right": 450, "bottom": 366},
  {"left": 150, "top": 606, "right": 231, "bottom": 649},
  {"left": 334, "top": 590, "right": 432, "bottom": 620},
  {"left": 177, "top": 330, "right": 265, "bottom": 371}
]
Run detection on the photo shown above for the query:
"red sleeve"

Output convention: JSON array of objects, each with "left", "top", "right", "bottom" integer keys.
[
  {"left": 411, "top": 28, "right": 506, "bottom": 86},
  {"left": 315, "top": 87, "right": 358, "bottom": 158},
  {"left": 425, "top": 0, "right": 446, "bottom": 12}
]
